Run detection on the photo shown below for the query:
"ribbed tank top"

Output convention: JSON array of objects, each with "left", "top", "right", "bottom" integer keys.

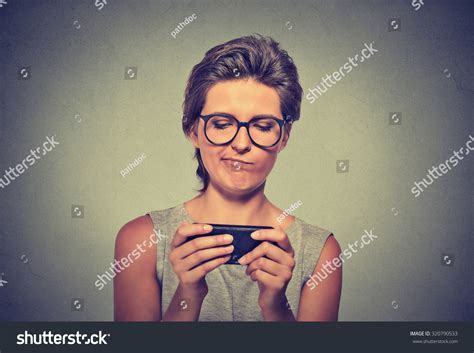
[{"left": 148, "top": 203, "right": 332, "bottom": 321}]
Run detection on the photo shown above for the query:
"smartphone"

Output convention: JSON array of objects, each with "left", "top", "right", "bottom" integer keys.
[{"left": 187, "top": 223, "right": 274, "bottom": 264}]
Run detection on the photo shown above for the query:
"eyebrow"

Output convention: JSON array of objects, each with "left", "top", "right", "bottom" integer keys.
[{"left": 208, "top": 112, "right": 282, "bottom": 120}]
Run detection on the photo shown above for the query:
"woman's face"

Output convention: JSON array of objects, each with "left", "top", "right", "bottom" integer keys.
[{"left": 189, "top": 78, "right": 290, "bottom": 195}]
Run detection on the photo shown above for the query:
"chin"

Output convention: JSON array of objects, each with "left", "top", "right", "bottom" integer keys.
[
  {"left": 210, "top": 168, "right": 267, "bottom": 194},
  {"left": 210, "top": 176, "right": 253, "bottom": 195},
  {"left": 225, "top": 181, "right": 252, "bottom": 193},
  {"left": 225, "top": 177, "right": 266, "bottom": 195}
]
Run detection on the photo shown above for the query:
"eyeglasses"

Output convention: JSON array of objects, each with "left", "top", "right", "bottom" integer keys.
[{"left": 198, "top": 113, "right": 292, "bottom": 148}]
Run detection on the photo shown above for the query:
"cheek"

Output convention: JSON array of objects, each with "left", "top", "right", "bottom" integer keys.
[
  {"left": 247, "top": 154, "right": 278, "bottom": 180},
  {"left": 199, "top": 143, "right": 224, "bottom": 170},
  {"left": 258, "top": 151, "right": 278, "bottom": 172},
  {"left": 200, "top": 149, "right": 217, "bottom": 169}
]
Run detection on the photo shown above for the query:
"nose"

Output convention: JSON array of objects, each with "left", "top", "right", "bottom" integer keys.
[{"left": 230, "top": 125, "right": 252, "bottom": 153}]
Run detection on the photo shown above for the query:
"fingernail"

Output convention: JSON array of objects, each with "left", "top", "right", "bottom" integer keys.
[
  {"left": 203, "top": 224, "right": 212, "bottom": 231},
  {"left": 238, "top": 256, "right": 246, "bottom": 265},
  {"left": 251, "top": 231, "right": 260, "bottom": 239},
  {"left": 223, "top": 234, "right": 233, "bottom": 242}
]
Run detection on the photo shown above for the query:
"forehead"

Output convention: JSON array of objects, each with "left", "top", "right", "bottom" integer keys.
[{"left": 203, "top": 78, "right": 282, "bottom": 119}]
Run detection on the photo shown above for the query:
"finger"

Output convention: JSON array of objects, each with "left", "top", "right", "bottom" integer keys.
[
  {"left": 173, "top": 233, "right": 233, "bottom": 260},
  {"left": 177, "top": 245, "right": 234, "bottom": 272},
  {"left": 184, "top": 254, "right": 232, "bottom": 281},
  {"left": 238, "top": 241, "right": 294, "bottom": 267},
  {"left": 245, "top": 257, "right": 291, "bottom": 279},
  {"left": 251, "top": 229, "right": 294, "bottom": 254},
  {"left": 171, "top": 222, "right": 213, "bottom": 248},
  {"left": 249, "top": 268, "right": 283, "bottom": 287}
]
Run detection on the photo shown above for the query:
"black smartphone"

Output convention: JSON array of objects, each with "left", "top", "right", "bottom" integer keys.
[{"left": 187, "top": 223, "right": 274, "bottom": 264}]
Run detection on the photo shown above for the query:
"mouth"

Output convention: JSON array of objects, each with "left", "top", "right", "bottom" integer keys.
[
  {"left": 222, "top": 158, "right": 252, "bottom": 164},
  {"left": 221, "top": 158, "right": 252, "bottom": 171}
]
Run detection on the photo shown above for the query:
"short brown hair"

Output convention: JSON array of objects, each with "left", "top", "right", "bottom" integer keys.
[{"left": 182, "top": 33, "right": 303, "bottom": 192}]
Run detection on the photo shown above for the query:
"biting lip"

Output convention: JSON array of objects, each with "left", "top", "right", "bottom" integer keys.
[{"left": 222, "top": 158, "right": 252, "bottom": 164}]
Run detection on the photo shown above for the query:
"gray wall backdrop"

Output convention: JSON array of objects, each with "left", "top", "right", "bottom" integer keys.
[{"left": 0, "top": 0, "right": 472, "bottom": 320}]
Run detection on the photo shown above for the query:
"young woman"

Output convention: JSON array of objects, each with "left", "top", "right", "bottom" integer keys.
[{"left": 114, "top": 34, "right": 342, "bottom": 321}]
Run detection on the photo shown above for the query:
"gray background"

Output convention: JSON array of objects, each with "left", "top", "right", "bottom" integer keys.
[{"left": 0, "top": 0, "right": 472, "bottom": 320}]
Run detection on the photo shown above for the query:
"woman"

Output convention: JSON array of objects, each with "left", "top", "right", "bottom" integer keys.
[{"left": 114, "top": 34, "right": 342, "bottom": 321}]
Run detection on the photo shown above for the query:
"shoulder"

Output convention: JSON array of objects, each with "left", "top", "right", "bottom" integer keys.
[
  {"left": 319, "top": 234, "right": 342, "bottom": 261},
  {"left": 297, "top": 218, "right": 335, "bottom": 245},
  {"left": 148, "top": 204, "right": 183, "bottom": 228},
  {"left": 115, "top": 203, "right": 183, "bottom": 252},
  {"left": 114, "top": 215, "right": 162, "bottom": 321},
  {"left": 115, "top": 215, "right": 156, "bottom": 254},
  {"left": 296, "top": 218, "right": 341, "bottom": 264}
]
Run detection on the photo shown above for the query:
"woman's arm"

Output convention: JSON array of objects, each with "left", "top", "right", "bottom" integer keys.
[
  {"left": 161, "top": 282, "right": 208, "bottom": 321},
  {"left": 113, "top": 215, "right": 162, "bottom": 321},
  {"left": 297, "top": 235, "right": 343, "bottom": 321},
  {"left": 162, "top": 222, "right": 233, "bottom": 321},
  {"left": 114, "top": 218, "right": 232, "bottom": 321}
]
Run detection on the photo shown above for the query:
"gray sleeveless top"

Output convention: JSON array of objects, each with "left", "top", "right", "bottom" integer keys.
[{"left": 148, "top": 203, "right": 332, "bottom": 321}]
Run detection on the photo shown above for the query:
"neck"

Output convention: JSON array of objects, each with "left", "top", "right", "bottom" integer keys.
[{"left": 185, "top": 180, "right": 274, "bottom": 226}]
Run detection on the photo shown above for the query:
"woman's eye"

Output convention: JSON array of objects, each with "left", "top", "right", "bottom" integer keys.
[
  {"left": 213, "top": 123, "right": 232, "bottom": 129},
  {"left": 255, "top": 124, "right": 272, "bottom": 132}
]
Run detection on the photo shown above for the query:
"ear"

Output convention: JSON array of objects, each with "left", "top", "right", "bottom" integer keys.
[
  {"left": 187, "top": 123, "right": 200, "bottom": 149},
  {"left": 278, "top": 124, "right": 292, "bottom": 152}
]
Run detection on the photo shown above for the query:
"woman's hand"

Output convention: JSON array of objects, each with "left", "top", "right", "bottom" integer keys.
[
  {"left": 169, "top": 222, "right": 234, "bottom": 295},
  {"left": 163, "top": 222, "right": 234, "bottom": 321},
  {"left": 238, "top": 229, "right": 295, "bottom": 317}
]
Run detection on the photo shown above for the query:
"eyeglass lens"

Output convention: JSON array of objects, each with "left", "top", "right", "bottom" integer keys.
[{"left": 205, "top": 115, "right": 281, "bottom": 146}]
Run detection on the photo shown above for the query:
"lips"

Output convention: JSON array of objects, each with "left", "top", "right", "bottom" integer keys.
[
  {"left": 222, "top": 158, "right": 252, "bottom": 164},
  {"left": 222, "top": 158, "right": 252, "bottom": 171}
]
